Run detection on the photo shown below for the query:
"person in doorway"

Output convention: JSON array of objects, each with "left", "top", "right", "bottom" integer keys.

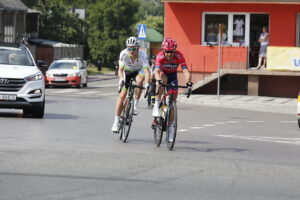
[{"left": 257, "top": 26, "right": 269, "bottom": 69}]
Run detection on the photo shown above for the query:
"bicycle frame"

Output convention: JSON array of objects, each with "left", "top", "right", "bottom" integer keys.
[
  {"left": 118, "top": 78, "right": 144, "bottom": 142},
  {"left": 152, "top": 82, "right": 191, "bottom": 150}
]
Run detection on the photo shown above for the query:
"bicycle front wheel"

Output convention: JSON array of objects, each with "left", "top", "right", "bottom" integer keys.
[
  {"left": 165, "top": 103, "right": 177, "bottom": 150},
  {"left": 152, "top": 117, "right": 163, "bottom": 147},
  {"left": 120, "top": 99, "right": 134, "bottom": 142}
]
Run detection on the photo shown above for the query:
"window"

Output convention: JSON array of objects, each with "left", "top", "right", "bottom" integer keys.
[
  {"left": 4, "top": 26, "right": 14, "bottom": 43},
  {"left": 202, "top": 13, "right": 250, "bottom": 46},
  {"left": 204, "top": 14, "right": 228, "bottom": 45}
]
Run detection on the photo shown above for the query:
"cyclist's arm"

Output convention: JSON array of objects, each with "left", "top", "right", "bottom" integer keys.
[
  {"left": 144, "top": 67, "right": 150, "bottom": 84},
  {"left": 154, "top": 67, "right": 161, "bottom": 81},
  {"left": 182, "top": 68, "right": 191, "bottom": 83},
  {"left": 118, "top": 65, "right": 125, "bottom": 80}
]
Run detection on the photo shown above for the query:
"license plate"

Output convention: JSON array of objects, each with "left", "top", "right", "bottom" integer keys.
[
  {"left": 55, "top": 78, "right": 65, "bottom": 81},
  {"left": 0, "top": 94, "right": 17, "bottom": 101}
]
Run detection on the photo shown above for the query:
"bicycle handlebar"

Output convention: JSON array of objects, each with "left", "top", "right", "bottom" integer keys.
[
  {"left": 157, "top": 83, "right": 192, "bottom": 98},
  {"left": 118, "top": 82, "right": 146, "bottom": 93}
]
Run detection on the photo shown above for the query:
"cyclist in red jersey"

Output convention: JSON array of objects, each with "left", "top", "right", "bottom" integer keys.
[{"left": 152, "top": 38, "right": 193, "bottom": 117}]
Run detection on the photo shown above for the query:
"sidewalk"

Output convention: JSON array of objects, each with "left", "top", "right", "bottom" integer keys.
[
  {"left": 88, "top": 73, "right": 297, "bottom": 115},
  {"left": 88, "top": 72, "right": 117, "bottom": 82},
  {"left": 177, "top": 94, "right": 297, "bottom": 115}
]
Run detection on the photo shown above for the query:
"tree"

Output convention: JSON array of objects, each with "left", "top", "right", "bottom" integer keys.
[
  {"left": 137, "top": 0, "right": 164, "bottom": 18},
  {"left": 87, "top": 0, "right": 139, "bottom": 67},
  {"left": 135, "top": 15, "right": 164, "bottom": 34},
  {"left": 22, "top": 0, "right": 86, "bottom": 44}
]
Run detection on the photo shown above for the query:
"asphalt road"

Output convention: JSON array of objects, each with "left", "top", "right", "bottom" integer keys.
[{"left": 0, "top": 78, "right": 300, "bottom": 200}]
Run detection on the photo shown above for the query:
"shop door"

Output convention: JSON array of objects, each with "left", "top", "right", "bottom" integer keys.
[{"left": 249, "top": 14, "right": 269, "bottom": 68}]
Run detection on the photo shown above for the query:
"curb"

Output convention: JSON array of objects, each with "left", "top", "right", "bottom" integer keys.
[{"left": 177, "top": 95, "right": 297, "bottom": 115}]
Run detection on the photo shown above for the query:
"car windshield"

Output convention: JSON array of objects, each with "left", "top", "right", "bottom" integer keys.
[
  {"left": 49, "top": 62, "right": 78, "bottom": 70},
  {"left": 0, "top": 47, "right": 34, "bottom": 66}
]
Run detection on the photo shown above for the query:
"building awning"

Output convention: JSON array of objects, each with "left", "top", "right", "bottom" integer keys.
[
  {"left": 161, "top": 0, "right": 300, "bottom": 4},
  {"left": 146, "top": 28, "right": 163, "bottom": 43}
]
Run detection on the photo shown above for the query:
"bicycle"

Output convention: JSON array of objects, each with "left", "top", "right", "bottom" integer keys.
[
  {"left": 147, "top": 79, "right": 156, "bottom": 108},
  {"left": 117, "top": 78, "right": 145, "bottom": 142},
  {"left": 151, "top": 82, "right": 191, "bottom": 150}
]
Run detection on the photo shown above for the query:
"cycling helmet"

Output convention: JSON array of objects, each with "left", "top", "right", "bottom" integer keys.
[
  {"left": 161, "top": 38, "right": 177, "bottom": 51},
  {"left": 126, "top": 36, "right": 139, "bottom": 47}
]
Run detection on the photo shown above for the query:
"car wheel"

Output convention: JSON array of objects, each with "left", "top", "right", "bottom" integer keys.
[
  {"left": 298, "top": 118, "right": 300, "bottom": 129},
  {"left": 76, "top": 77, "right": 82, "bottom": 88},
  {"left": 23, "top": 98, "right": 45, "bottom": 118},
  {"left": 83, "top": 77, "right": 87, "bottom": 87}
]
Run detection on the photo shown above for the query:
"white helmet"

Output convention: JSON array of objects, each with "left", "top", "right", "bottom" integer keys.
[{"left": 126, "top": 36, "right": 139, "bottom": 47}]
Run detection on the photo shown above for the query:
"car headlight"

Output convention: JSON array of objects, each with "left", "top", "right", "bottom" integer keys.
[
  {"left": 68, "top": 73, "right": 79, "bottom": 77},
  {"left": 46, "top": 72, "right": 53, "bottom": 77},
  {"left": 26, "top": 73, "right": 43, "bottom": 81}
]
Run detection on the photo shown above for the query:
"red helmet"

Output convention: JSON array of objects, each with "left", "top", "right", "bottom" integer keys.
[{"left": 161, "top": 38, "right": 177, "bottom": 51}]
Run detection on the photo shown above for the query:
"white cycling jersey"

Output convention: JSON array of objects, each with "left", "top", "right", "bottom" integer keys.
[{"left": 119, "top": 48, "right": 149, "bottom": 72}]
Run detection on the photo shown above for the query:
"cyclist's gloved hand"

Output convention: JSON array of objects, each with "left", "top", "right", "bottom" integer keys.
[
  {"left": 145, "top": 83, "right": 150, "bottom": 91},
  {"left": 118, "top": 79, "right": 124, "bottom": 90},
  {"left": 186, "top": 82, "right": 193, "bottom": 88}
]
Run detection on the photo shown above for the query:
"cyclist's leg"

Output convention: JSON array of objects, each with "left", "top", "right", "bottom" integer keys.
[
  {"left": 134, "top": 69, "right": 145, "bottom": 100},
  {"left": 166, "top": 73, "right": 178, "bottom": 123},
  {"left": 111, "top": 71, "right": 130, "bottom": 132},
  {"left": 152, "top": 72, "right": 167, "bottom": 117}
]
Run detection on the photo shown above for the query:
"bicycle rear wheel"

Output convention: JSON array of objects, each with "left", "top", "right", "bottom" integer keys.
[
  {"left": 152, "top": 117, "right": 163, "bottom": 147},
  {"left": 119, "top": 99, "right": 134, "bottom": 142},
  {"left": 165, "top": 103, "right": 177, "bottom": 150}
]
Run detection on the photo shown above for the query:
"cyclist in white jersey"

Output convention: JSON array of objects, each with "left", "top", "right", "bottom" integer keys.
[{"left": 111, "top": 36, "right": 150, "bottom": 132}]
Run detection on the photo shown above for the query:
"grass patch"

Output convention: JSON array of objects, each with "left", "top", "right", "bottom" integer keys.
[{"left": 87, "top": 65, "right": 115, "bottom": 75}]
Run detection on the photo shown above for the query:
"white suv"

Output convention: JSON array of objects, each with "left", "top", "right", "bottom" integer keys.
[{"left": 0, "top": 43, "right": 45, "bottom": 118}]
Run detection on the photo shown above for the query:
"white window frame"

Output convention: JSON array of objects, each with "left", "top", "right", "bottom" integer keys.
[
  {"left": 4, "top": 26, "right": 14, "bottom": 43},
  {"left": 202, "top": 12, "right": 250, "bottom": 47},
  {"left": 297, "top": 13, "right": 300, "bottom": 47}
]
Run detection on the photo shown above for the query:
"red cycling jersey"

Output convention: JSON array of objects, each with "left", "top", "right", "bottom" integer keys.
[{"left": 155, "top": 50, "right": 188, "bottom": 74}]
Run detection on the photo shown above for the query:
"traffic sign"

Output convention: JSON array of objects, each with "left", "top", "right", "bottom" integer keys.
[{"left": 138, "top": 24, "right": 147, "bottom": 40}]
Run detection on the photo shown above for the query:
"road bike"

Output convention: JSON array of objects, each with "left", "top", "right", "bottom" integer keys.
[
  {"left": 147, "top": 79, "right": 156, "bottom": 108},
  {"left": 117, "top": 78, "right": 145, "bottom": 142},
  {"left": 151, "top": 82, "right": 191, "bottom": 150}
]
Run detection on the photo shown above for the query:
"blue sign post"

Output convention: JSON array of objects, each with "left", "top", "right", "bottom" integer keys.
[{"left": 137, "top": 24, "right": 147, "bottom": 40}]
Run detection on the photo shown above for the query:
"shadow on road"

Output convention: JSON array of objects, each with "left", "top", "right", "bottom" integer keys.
[{"left": 44, "top": 113, "right": 79, "bottom": 120}]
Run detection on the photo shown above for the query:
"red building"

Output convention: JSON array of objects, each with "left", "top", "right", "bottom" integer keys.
[{"left": 162, "top": 0, "right": 300, "bottom": 97}]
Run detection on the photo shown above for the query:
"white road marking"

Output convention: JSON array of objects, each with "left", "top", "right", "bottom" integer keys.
[
  {"left": 79, "top": 91, "right": 98, "bottom": 95},
  {"left": 218, "top": 135, "right": 300, "bottom": 145},
  {"left": 178, "top": 129, "right": 189, "bottom": 132},
  {"left": 202, "top": 124, "right": 215, "bottom": 127},
  {"left": 225, "top": 121, "right": 238, "bottom": 123},
  {"left": 190, "top": 126, "right": 203, "bottom": 129},
  {"left": 247, "top": 121, "right": 264, "bottom": 123},
  {"left": 215, "top": 122, "right": 226, "bottom": 125}
]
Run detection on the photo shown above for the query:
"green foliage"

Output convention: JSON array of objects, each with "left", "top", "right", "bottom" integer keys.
[
  {"left": 22, "top": 0, "right": 164, "bottom": 66},
  {"left": 137, "top": 0, "right": 164, "bottom": 18},
  {"left": 87, "top": 0, "right": 139, "bottom": 67},
  {"left": 135, "top": 15, "right": 164, "bottom": 34},
  {"left": 22, "top": 0, "right": 86, "bottom": 44}
]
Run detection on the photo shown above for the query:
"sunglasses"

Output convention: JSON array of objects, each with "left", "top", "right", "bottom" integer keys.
[
  {"left": 164, "top": 50, "right": 175, "bottom": 54},
  {"left": 127, "top": 47, "right": 138, "bottom": 51}
]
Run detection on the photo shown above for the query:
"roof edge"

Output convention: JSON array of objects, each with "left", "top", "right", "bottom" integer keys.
[{"left": 161, "top": 0, "right": 300, "bottom": 4}]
